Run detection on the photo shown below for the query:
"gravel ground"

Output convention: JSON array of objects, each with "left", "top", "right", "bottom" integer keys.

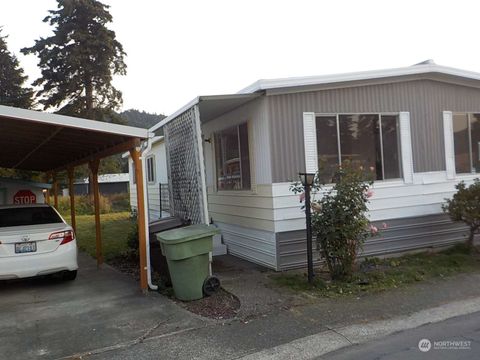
[
  {"left": 179, "top": 288, "right": 240, "bottom": 320},
  {"left": 109, "top": 252, "right": 240, "bottom": 320}
]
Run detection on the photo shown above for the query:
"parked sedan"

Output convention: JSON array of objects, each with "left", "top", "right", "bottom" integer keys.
[{"left": 0, "top": 204, "right": 78, "bottom": 281}]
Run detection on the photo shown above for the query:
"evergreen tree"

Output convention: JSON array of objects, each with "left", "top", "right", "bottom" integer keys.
[
  {"left": 0, "top": 29, "right": 34, "bottom": 109},
  {"left": 22, "top": 0, "right": 126, "bottom": 121},
  {"left": 0, "top": 29, "right": 37, "bottom": 180}
]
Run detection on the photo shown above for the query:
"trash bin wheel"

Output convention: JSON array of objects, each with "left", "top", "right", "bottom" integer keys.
[{"left": 203, "top": 276, "right": 221, "bottom": 296}]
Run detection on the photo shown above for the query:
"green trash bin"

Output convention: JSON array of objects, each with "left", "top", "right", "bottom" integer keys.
[{"left": 157, "top": 224, "right": 220, "bottom": 301}]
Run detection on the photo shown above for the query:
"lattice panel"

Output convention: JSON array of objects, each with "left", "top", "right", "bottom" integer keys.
[
  {"left": 164, "top": 107, "right": 206, "bottom": 224},
  {"left": 159, "top": 183, "right": 170, "bottom": 215}
]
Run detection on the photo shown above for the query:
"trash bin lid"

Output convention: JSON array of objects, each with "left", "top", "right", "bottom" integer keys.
[{"left": 157, "top": 224, "right": 220, "bottom": 244}]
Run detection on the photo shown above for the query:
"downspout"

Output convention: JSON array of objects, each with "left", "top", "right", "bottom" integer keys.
[{"left": 140, "top": 135, "right": 158, "bottom": 291}]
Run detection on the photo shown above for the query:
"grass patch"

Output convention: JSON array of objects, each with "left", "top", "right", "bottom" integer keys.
[
  {"left": 65, "top": 212, "right": 135, "bottom": 261},
  {"left": 271, "top": 244, "right": 480, "bottom": 298}
]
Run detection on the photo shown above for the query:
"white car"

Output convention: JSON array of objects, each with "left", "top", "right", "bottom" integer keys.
[{"left": 0, "top": 204, "right": 78, "bottom": 281}]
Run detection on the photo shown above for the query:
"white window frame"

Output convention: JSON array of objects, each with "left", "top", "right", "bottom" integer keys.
[
  {"left": 146, "top": 155, "right": 156, "bottom": 184},
  {"left": 443, "top": 110, "right": 480, "bottom": 180},
  {"left": 213, "top": 121, "right": 253, "bottom": 193},
  {"left": 303, "top": 111, "right": 413, "bottom": 184}
]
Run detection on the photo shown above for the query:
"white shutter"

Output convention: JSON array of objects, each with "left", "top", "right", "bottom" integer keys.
[
  {"left": 399, "top": 112, "right": 414, "bottom": 184},
  {"left": 443, "top": 111, "right": 456, "bottom": 179},
  {"left": 303, "top": 112, "right": 318, "bottom": 173}
]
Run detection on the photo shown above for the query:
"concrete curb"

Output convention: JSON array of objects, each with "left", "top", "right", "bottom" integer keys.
[{"left": 237, "top": 296, "right": 480, "bottom": 359}]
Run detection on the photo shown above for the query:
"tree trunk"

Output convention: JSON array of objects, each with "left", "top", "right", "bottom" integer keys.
[
  {"left": 88, "top": 172, "right": 94, "bottom": 201},
  {"left": 85, "top": 78, "right": 93, "bottom": 118},
  {"left": 468, "top": 227, "right": 477, "bottom": 249}
]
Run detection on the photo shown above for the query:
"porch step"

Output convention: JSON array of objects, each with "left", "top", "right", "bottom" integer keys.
[{"left": 213, "top": 233, "right": 227, "bottom": 256}]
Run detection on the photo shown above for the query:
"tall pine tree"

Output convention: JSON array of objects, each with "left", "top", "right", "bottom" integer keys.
[
  {"left": 0, "top": 29, "right": 34, "bottom": 109},
  {"left": 22, "top": 0, "right": 126, "bottom": 122},
  {"left": 0, "top": 29, "right": 37, "bottom": 180}
]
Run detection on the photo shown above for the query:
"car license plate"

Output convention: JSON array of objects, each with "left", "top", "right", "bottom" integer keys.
[{"left": 15, "top": 242, "right": 37, "bottom": 254}]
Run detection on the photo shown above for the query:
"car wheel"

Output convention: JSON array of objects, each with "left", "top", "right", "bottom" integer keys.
[{"left": 62, "top": 270, "right": 77, "bottom": 281}]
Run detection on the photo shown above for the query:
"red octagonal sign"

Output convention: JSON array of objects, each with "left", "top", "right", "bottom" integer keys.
[{"left": 13, "top": 190, "right": 37, "bottom": 205}]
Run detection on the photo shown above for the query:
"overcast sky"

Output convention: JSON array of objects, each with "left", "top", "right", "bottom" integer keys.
[{"left": 1, "top": 0, "right": 479, "bottom": 115}]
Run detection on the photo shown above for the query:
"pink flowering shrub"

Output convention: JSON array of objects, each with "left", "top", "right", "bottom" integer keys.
[
  {"left": 442, "top": 179, "right": 480, "bottom": 249},
  {"left": 291, "top": 161, "right": 379, "bottom": 280}
]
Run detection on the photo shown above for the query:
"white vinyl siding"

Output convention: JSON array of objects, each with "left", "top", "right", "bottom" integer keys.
[{"left": 129, "top": 141, "right": 168, "bottom": 220}]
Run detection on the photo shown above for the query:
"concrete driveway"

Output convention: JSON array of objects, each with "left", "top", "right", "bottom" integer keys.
[{"left": 0, "top": 252, "right": 204, "bottom": 360}]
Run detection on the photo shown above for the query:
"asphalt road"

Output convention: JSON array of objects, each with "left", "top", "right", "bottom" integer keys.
[{"left": 322, "top": 311, "right": 480, "bottom": 360}]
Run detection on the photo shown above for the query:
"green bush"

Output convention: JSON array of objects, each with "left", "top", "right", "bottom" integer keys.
[
  {"left": 109, "top": 193, "right": 131, "bottom": 213},
  {"left": 443, "top": 179, "right": 480, "bottom": 249},
  {"left": 57, "top": 194, "right": 112, "bottom": 216},
  {"left": 291, "top": 161, "right": 376, "bottom": 280},
  {"left": 126, "top": 219, "right": 139, "bottom": 253}
]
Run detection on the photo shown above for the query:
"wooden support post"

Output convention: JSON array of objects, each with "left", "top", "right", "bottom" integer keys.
[
  {"left": 52, "top": 172, "right": 58, "bottom": 209},
  {"left": 89, "top": 159, "right": 103, "bottom": 267},
  {"left": 44, "top": 173, "right": 51, "bottom": 205},
  {"left": 67, "top": 168, "right": 76, "bottom": 233},
  {"left": 130, "top": 148, "right": 148, "bottom": 292}
]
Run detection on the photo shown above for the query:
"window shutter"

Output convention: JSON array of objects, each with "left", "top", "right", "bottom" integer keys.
[
  {"left": 399, "top": 112, "right": 414, "bottom": 183},
  {"left": 303, "top": 112, "right": 318, "bottom": 173},
  {"left": 443, "top": 111, "right": 455, "bottom": 179},
  {"left": 247, "top": 120, "right": 257, "bottom": 194}
]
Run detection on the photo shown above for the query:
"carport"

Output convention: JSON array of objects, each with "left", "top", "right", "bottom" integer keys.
[{"left": 0, "top": 105, "right": 152, "bottom": 292}]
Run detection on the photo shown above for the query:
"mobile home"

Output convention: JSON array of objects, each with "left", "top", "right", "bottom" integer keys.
[{"left": 137, "top": 61, "right": 480, "bottom": 270}]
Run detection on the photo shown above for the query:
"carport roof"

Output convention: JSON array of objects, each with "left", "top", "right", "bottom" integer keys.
[{"left": 0, "top": 105, "right": 150, "bottom": 172}]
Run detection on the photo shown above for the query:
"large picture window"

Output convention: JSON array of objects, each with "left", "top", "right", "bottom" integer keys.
[
  {"left": 453, "top": 113, "right": 480, "bottom": 174},
  {"left": 316, "top": 113, "right": 402, "bottom": 183},
  {"left": 214, "top": 123, "right": 251, "bottom": 190}
]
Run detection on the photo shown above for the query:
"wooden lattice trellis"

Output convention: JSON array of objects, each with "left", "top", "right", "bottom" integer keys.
[{"left": 164, "top": 106, "right": 207, "bottom": 224}]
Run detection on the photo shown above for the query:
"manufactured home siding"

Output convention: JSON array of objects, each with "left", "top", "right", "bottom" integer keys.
[
  {"left": 276, "top": 214, "right": 471, "bottom": 270},
  {"left": 129, "top": 140, "right": 168, "bottom": 221},
  {"left": 203, "top": 97, "right": 273, "bottom": 229},
  {"left": 215, "top": 221, "right": 277, "bottom": 269},
  {"left": 268, "top": 79, "right": 480, "bottom": 182},
  {"left": 202, "top": 97, "right": 276, "bottom": 268}
]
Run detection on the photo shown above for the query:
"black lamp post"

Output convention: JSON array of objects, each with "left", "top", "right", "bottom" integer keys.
[{"left": 299, "top": 172, "right": 315, "bottom": 284}]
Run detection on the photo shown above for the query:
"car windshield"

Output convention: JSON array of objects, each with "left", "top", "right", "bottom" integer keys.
[{"left": 0, "top": 207, "right": 63, "bottom": 228}]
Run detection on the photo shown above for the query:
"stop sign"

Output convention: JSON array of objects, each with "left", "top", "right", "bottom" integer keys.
[{"left": 13, "top": 190, "right": 37, "bottom": 205}]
